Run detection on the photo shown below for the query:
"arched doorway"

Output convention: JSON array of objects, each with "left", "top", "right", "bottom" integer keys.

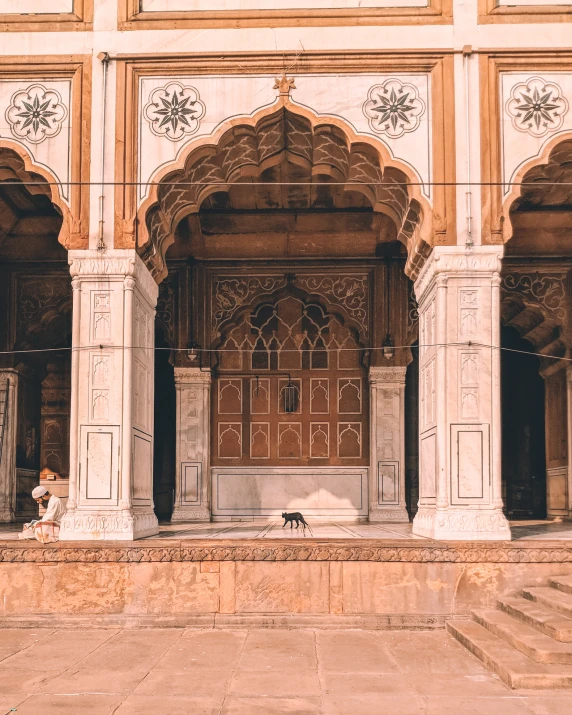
[
  {"left": 143, "top": 105, "right": 430, "bottom": 522},
  {"left": 0, "top": 146, "right": 71, "bottom": 522},
  {"left": 501, "top": 326, "right": 546, "bottom": 519},
  {"left": 502, "top": 136, "right": 572, "bottom": 521}
]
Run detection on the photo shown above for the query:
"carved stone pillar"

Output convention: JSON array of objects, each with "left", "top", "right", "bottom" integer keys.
[
  {"left": 0, "top": 369, "right": 18, "bottom": 522},
  {"left": 60, "top": 250, "right": 159, "bottom": 541},
  {"left": 369, "top": 366, "right": 409, "bottom": 522},
  {"left": 172, "top": 367, "right": 211, "bottom": 521},
  {"left": 412, "top": 246, "right": 511, "bottom": 540}
]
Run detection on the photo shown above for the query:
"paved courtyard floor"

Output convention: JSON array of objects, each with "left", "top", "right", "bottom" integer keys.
[
  {"left": 0, "top": 628, "right": 568, "bottom": 714},
  {"left": 2, "top": 519, "right": 571, "bottom": 541}
]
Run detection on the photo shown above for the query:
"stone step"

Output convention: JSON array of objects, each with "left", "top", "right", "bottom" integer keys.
[
  {"left": 447, "top": 619, "right": 572, "bottom": 689},
  {"left": 472, "top": 609, "right": 572, "bottom": 664},
  {"left": 549, "top": 575, "right": 572, "bottom": 596},
  {"left": 499, "top": 597, "right": 572, "bottom": 642},
  {"left": 523, "top": 587, "right": 572, "bottom": 619}
]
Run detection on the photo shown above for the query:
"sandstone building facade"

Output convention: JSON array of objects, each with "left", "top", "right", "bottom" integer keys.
[{"left": 0, "top": 0, "right": 571, "bottom": 541}]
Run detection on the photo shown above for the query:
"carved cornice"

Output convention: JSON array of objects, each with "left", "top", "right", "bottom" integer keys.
[
  {"left": 369, "top": 367, "right": 407, "bottom": 386},
  {"left": 68, "top": 250, "right": 158, "bottom": 304},
  {"left": 174, "top": 367, "right": 212, "bottom": 385},
  {"left": 415, "top": 247, "right": 504, "bottom": 302},
  {"left": 1, "top": 541, "right": 571, "bottom": 563}
]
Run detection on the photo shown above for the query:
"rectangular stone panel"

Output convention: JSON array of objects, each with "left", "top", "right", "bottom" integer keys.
[
  {"left": 0, "top": 1, "right": 73, "bottom": 11},
  {"left": 451, "top": 424, "right": 490, "bottom": 504},
  {"left": 81, "top": 426, "right": 119, "bottom": 503},
  {"left": 182, "top": 462, "right": 201, "bottom": 504},
  {"left": 378, "top": 461, "right": 399, "bottom": 503},
  {"left": 140, "top": 0, "right": 429, "bottom": 9},
  {"left": 420, "top": 431, "right": 436, "bottom": 499},
  {"left": 133, "top": 434, "right": 152, "bottom": 502},
  {"left": 235, "top": 562, "right": 330, "bottom": 614},
  {"left": 212, "top": 466, "right": 368, "bottom": 517}
]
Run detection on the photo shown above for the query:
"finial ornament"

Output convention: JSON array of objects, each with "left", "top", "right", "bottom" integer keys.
[{"left": 274, "top": 74, "right": 296, "bottom": 97}]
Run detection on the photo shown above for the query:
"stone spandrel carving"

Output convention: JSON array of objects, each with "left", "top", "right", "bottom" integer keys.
[
  {"left": 506, "top": 77, "right": 569, "bottom": 139},
  {"left": 6, "top": 84, "right": 68, "bottom": 144},
  {"left": 363, "top": 78, "right": 425, "bottom": 139},
  {"left": 296, "top": 275, "right": 369, "bottom": 336},
  {"left": 143, "top": 82, "right": 206, "bottom": 142},
  {"left": 16, "top": 274, "right": 72, "bottom": 349},
  {"left": 502, "top": 272, "right": 567, "bottom": 323}
]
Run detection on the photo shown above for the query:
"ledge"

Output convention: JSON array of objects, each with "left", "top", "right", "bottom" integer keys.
[{"left": 1, "top": 539, "right": 571, "bottom": 563}]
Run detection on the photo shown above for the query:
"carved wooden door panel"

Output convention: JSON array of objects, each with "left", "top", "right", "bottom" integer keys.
[{"left": 212, "top": 294, "right": 368, "bottom": 467}]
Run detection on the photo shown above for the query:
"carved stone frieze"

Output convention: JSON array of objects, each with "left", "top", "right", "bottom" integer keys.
[
  {"left": 407, "top": 280, "right": 419, "bottom": 342},
  {"left": 68, "top": 250, "right": 159, "bottom": 306},
  {"left": 1, "top": 542, "right": 571, "bottom": 563},
  {"left": 502, "top": 272, "right": 567, "bottom": 324},
  {"left": 174, "top": 368, "right": 211, "bottom": 385},
  {"left": 415, "top": 248, "right": 503, "bottom": 303},
  {"left": 369, "top": 367, "right": 407, "bottom": 386}
]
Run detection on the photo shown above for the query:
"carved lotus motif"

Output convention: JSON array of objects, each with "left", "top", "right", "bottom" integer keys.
[
  {"left": 506, "top": 77, "right": 569, "bottom": 138},
  {"left": 143, "top": 82, "right": 206, "bottom": 141},
  {"left": 6, "top": 84, "right": 67, "bottom": 144},
  {"left": 363, "top": 78, "right": 425, "bottom": 139}
]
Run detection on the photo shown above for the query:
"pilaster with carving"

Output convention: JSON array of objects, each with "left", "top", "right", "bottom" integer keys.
[
  {"left": 172, "top": 367, "right": 212, "bottom": 521},
  {"left": 60, "top": 250, "right": 159, "bottom": 541},
  {"left": 0, "top": 370, "right": 18, "bottom": 522},
  {"left": 412, "top": 247, "right": 511, "bottom": 541},
  {"left": 566, "top": 367, "right": 572, "bottom": 522},
  {"left": 369, "top": 366, "right": 409, "bottom": 523}
]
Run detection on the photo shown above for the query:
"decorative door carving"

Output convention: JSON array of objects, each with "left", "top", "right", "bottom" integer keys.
[{"left": 212, "top": 293, "right": 368, "bottom": 466}]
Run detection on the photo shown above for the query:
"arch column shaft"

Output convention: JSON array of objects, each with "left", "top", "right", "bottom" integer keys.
[
  {"left": 172, "top": 367, "right": 211, "bottom": 522},
  {"left": 0, "top": 369, "right": 18, "bottom": 522},
  {"left": 60, "top": 250, "right": 159, "bottom": 541},
  {"left": 412, "top": 246, "right": 511, "bottom": 540},
  {"left": 369, "top": 367, "right": 409, "bottom": 522}
]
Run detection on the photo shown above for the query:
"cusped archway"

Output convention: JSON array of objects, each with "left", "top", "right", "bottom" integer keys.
[{"left": 137, "top": 105, "right": 433, "bottom": 282}]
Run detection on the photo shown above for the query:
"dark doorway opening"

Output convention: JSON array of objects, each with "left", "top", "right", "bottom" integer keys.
[
  {"left": 501, "top": 325, "right": 546, "bottom": 519},
  {"left": 153, "top": 332, "right": 176, "bottom": 522},
  {"left": 405, "top": 343, "right": 419, "bottom": 520}
]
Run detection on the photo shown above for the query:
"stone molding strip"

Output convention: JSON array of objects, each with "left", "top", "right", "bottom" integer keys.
[{"left": 1, "top": 540, "right": 571, "bottom": 563}]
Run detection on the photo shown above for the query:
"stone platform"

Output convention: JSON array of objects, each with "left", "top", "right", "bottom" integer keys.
[{"left": 0, "top": 521, "right": 571, "bottom": 629}]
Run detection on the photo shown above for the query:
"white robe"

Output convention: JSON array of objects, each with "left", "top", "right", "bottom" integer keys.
[{"left": 18, "top": 495, "right": 66, "bottom": 542}]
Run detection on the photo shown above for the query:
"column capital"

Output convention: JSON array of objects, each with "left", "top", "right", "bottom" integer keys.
[
  {"left": 414, "top": 246, "right": 504, "bottom": 302},
  {"left": 68, "top": 249, "right": 158, "bottom": 306},
  {"left": 174, "top": 367, "right": 212, "bottom": 386},
  {"left": 369, "top": 366, "right": 407, "bottom": 386}
]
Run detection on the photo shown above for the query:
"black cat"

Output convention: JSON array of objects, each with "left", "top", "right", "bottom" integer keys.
[{"left": 281, "top": 511, "right": 308, "bottom": 529}]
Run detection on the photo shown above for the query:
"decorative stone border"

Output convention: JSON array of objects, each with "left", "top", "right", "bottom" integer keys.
[{"left": 1, "top": 540, "right": 571, "bottom": 563}]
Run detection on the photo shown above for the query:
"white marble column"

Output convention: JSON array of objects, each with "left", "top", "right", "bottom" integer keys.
[
  {"left": 369, "top": 366, "right": 409, "bottom": 522},
  {"left": 412, "top": 246, "right": 511, "bottom": 540},
  {"left": 172, "top": 367, "right": 211, "bottom": 521},
  {"left": 60, "top": 250, "right": 159, "bottom": 540},
  {"left": 566, "top": 367, "right": 572, "bottom": 521},
  {"left": 0, "top": 369, "right": 18, "bottom": 522}
]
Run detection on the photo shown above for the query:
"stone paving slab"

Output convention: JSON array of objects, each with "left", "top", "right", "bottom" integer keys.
[{"left": 0, "top": 627, "right": 568, "bottom": 714}]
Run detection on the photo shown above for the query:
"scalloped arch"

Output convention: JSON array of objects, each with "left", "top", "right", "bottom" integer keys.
[
  {"left": 502, "top": 131, "right": 572, "bottom": 243},
  {"left": 137, "top": 99, "right": 433, "bottom": 283},
  {"left": 0, "top": 139, "right": 73, "bottom": 249}
]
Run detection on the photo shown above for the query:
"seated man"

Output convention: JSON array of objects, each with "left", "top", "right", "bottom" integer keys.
[{"left": 18, "top": 486, "right": 66, "bottom": 543}]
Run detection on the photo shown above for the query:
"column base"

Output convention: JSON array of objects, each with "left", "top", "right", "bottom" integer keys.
[
  {"left": 171, "top": 505, "right": 211, "bottom": 522},
  {"left": 0, "top": 509, "right": 15, "bottom": 523},
  {"left": 412, "top": 507, "right": 511, "bottom": 541},
  {"left": 59, "top": 509, "right": 159, "bottom": 541},
  {"left": 369, "top": 506, "right": 410, "bottom": 523}
]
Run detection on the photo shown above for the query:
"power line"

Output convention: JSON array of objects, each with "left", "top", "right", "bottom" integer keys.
[{"left": 1, "top": 341, "right": 568, "bottom": 363}]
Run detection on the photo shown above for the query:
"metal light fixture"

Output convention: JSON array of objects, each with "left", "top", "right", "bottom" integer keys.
[
  {"left": 283, "top": 378, "right": 298, "bottom": 413},
  {"left": 187, "top": 340, "right": 201, "bottom": 363},
  {"left": 382, "top": 333, "right": 395, "bottom": 360}
]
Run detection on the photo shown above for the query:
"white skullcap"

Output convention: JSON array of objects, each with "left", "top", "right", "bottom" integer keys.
[{"left": 32, "top": 486, "right": 48, "bottom": 499}]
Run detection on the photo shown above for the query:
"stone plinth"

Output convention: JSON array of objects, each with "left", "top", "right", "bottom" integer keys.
[
  {"left": 412, "top": 247, "right": 511, "bottom": 541},
  {"left": 0, "top": 540, "right": 570, "bottom": 626},
  {"left": 60, "top": 250, "right": 159, "bottom": 541}
]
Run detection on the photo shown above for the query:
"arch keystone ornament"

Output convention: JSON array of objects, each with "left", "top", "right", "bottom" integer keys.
[
  {"left": 6, "top": 84, "right": 67, "bottom": 145},
  {"left": 143, "top": 82, "right": 206, "bottom": 142},
  {"left": 363, "top": 78, "right": 425, "bottom": 139},
  {"left": 506, "top": 77, "right": 569, "bottom": 138}
]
